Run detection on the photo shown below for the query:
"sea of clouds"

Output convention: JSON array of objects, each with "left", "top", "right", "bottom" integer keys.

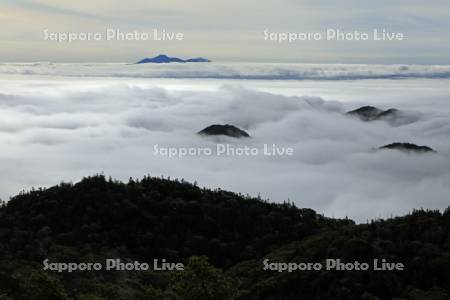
[
  {"left": 0, "top": 66, "right": 450, "bottom": 222},
  {"left": 1, "top": 62, "right": 450, "bottom": 80}
]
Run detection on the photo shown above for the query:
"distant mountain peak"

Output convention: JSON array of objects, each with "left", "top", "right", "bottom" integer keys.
[
  {"left": 198, "top": 124, "right": 250, "bottom": 138},
  {"left": 379, "top": 142, "right": 436, "bottom": 153},
  {"left": 136, "top": 54, "right": 211, "bottom": 64},
  {"left": 347, "top": 106, "right": 387, "bottom": 121},
  {"left": 185, "top": 57, "right": 211, "bottom": 62},
  {"left": 347, "top": 105, "right": 420, "bottom": 127}
]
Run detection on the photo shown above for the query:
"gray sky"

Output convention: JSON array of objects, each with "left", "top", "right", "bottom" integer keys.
[{"left": 1, "top": 0, "right": 450, "bottom": 63}]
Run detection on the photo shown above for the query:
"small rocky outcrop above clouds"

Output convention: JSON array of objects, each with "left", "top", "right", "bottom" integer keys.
[
  {"left": 198, "top": 124, "right": 250, "bottom": 138},
  {"left": 379, "top": 142, "right": 436, "bottom": 153},
  {"left": 347, "top": 106, "right": 419, "bottom": 126},
  {"left": 347, "top": 106, "right": 396, "bottom": 121}
]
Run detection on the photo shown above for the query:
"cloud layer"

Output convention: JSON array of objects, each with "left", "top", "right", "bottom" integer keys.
[
  {"left": 1, "top": 70, "right": 450, "bottom": 222},
  {"left": 2, "top": 62, "right": 450, "bottom": 80}
]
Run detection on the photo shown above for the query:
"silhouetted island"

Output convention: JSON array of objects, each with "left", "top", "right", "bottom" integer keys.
[
  {"left": 136, "top": 54, "right": 211, "bottom": 64},
  {"left": 198, "top": 124, "right": 250, "bottom": 138},
  {"left": 379, "top": 142, "right": 436, "bottom": 153}
]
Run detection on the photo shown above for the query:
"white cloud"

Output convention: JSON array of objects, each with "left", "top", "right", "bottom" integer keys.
[
  {"left": 0, "top": 66, "right": 450, "bottom": 222},
  {"left": 2, "top": 62, "right": 450, "bottom": 80}
]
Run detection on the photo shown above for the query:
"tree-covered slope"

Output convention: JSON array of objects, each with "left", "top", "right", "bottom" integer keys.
[
  {"left": 0, "top": 175, "right": 449, "bottom": 300},
  {"left": 228, "top": 209, "right": 450, "bottom": 300}
]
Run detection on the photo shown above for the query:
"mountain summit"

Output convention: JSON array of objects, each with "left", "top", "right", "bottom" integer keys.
[
  {"left": 198, "top": 124, "right": 250, "bottom": 138},
  {"left": 379, "top": 142, "right": 436, "bottom": 153},
  {"left": 136, "top": 54, "right": 211, "bottom": 64},
  {"left": 347, "top": 106, "right": 398, "bottom": 121}
]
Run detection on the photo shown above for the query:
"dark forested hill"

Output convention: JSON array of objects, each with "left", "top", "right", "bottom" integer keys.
[{"left": 0, "top": 175, "right": 449, "bottom": 300}]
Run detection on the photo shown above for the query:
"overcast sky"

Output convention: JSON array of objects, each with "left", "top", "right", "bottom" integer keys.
[{"left": 1, "top": 0, "right": 450, "bottom": 63}]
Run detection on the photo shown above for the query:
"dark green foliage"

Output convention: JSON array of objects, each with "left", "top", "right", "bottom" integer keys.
[
  {"left": 228, "top": 209, "right": 450, "bottom": 300},
  {"left": 0, "top": 175, "right": 449, "bottom": 299},
  {"left": 2, "top": 267, "right": 69, "bottom": 300},
  {"left": 168, "top": 256, "right": 237, "bottom": 300},
  {"left": 0, "top": 175, "right": 336, "bottom": 267}
]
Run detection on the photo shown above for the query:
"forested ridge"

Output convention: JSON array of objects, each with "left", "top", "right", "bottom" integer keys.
[{"left": 0, "top": 175, "right": 449, "bottom": 299}]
